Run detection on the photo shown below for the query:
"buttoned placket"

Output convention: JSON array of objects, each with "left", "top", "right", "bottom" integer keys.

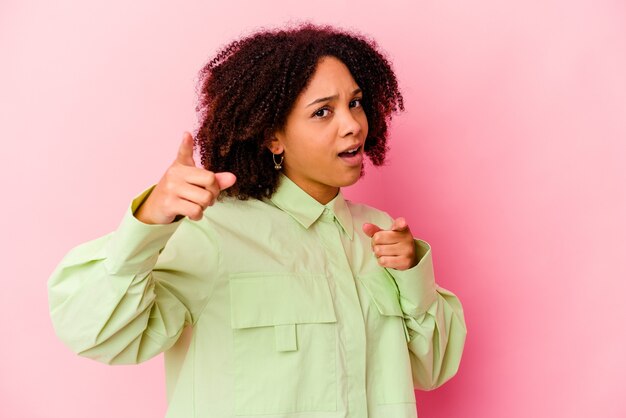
[{"left": 314, "top": 206, "right": 369, "bottom": 417}]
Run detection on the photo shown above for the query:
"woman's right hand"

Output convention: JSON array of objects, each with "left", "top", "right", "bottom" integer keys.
[{"left": 134, "top": 132, "right": 237, "bottom": 225}]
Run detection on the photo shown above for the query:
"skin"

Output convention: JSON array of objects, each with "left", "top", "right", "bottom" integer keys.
[
  {"left": 134, "top": 133, "right": 236, "bottom": 225},
  {"left": 135, "top": 55, "right": 418, "bottom": 270},
  {"left": 268, "top": 55, "right": 369, "bottom": 205},
  {"left": 268, "top": 56, "right": 418, "bottom": 270}
]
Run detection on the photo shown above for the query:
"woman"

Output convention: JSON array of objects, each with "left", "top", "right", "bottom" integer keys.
[{"left": 48, "top": 23, "right": 467, "bottom": 418}]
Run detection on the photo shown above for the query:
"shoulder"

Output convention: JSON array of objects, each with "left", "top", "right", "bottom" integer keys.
[
  {"left": 345, "top": 200, "right": 394, "bottom": 229},
  {"left": 202, "top": 196, "right": 268, "bottom": 218},
  {"left": 199, "top": 196, "right": 284, "bottom": 231}
]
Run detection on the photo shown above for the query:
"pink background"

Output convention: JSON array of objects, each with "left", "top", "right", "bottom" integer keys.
[{"left": 2, "top": 0, "right": 625, "bottom": 417}]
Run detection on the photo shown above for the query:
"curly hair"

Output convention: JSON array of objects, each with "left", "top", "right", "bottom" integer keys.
[{"left": 194, "top": 22, "right": 404, "bottom": 200}]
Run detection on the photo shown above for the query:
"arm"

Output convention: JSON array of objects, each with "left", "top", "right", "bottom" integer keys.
[
  {"left": 47, "top": 185, "right": 220, "bottom": 365},
  {"left": 385, "top": 239, "right": 467, "bottom": 390},
  {"left": 363, "top": 216, "right": 467, "bottom": 390}
]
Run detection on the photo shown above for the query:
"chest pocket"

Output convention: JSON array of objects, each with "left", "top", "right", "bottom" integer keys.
[
  {"left": 229, "top": 272, "right": 337, "bottom": 415},
  {"left": 358, "top": 270, "right": 416, "bottom": 405}
]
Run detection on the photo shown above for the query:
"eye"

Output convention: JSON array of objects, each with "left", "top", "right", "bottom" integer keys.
[
  {"left": 313, "top": 107, "right": 331, "bottom": 118},
  {"left": 350, "top": 98, "right": 363, "bottom": 108}
]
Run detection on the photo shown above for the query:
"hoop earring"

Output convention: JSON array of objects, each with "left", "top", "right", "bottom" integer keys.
[{"left": 272, "top": 153, "right": 284, "bottom": 170}]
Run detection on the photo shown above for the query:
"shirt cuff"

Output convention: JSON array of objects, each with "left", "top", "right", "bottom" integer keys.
[
  {"left": 104, "top": 185, "right": 183, "bottom": 275},
  {"left": 385, "top": 239, "right": 438, "bottom": 316}
]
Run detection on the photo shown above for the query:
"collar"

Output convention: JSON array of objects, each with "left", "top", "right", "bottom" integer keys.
[{"left": 268, "top": 174, "right": 354, "bottom": 240}]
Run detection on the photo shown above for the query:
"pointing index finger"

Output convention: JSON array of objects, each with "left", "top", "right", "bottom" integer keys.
[
  {"left": 391, "top": 217, "right": 408, "bottom": 232},
  {"left": 176, "top": 132, "right": 196, "bottom": 167}
]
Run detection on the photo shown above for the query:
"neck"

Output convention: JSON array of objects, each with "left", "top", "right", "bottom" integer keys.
[
  {"left": 282, "top": 173, "right": 339, "bottom": 204},
  {"left": 309, "top": 187, "right": 340, "bottom": 205}
]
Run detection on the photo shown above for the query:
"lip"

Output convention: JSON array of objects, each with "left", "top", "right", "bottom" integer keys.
[
  {"left": 338, "top": 143, "right": 363, "bottom": 154},
  {"left": 337, "top": 144, "right": 364, "bottom": 167}
]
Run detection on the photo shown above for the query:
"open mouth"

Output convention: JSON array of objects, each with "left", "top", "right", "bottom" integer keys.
[
  {"left": 338, "top": 145, "right": 361, "bottom": 158},
  {"left": 337, "top": 145, "right": 364, "bottom": 167}
]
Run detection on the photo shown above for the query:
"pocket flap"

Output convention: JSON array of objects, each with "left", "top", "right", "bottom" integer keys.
[
  {"left": 229, "top": 273, "right": 337, "bottom": 329},
  {"left": 357, "top": 270, "right": 404, "bottom": 317}
]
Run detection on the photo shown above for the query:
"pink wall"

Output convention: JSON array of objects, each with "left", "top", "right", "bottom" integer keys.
[{"left": 2, "top": 1, "right": 625, "bottom": 417}]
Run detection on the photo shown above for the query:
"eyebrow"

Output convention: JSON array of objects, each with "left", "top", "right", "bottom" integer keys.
[{"left": 306, "top": 88, "right": 362, "bottom": 107}]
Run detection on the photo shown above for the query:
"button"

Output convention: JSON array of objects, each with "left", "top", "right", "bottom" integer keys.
[{"left": 321, "top": 208, "right": 335, "bottom": 222}]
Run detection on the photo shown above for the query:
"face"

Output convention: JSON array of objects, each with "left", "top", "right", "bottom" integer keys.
[{"left": 269, "top": 55, "right": 369, "bottom": 204}]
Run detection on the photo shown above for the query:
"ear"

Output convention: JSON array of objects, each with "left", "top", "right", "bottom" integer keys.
[{"left": 265, "top": 132, "right": 285, "bottom": 154}]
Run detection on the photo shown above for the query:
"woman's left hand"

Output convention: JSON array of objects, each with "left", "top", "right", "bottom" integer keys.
[{"left": 362, "top": 217, "right": 418, "bottom": 271}]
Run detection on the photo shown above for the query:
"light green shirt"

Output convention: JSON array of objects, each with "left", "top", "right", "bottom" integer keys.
[{"left": 48, "top": 174, "right": 466, "bottom": 418}]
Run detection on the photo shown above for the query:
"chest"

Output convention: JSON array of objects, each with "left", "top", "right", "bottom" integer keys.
[{"left": 212, "top": 210, "right": 380, "bottom": 278}]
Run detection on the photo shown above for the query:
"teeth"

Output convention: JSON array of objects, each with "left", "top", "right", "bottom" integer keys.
[{"left": 338, "top": 145, "right": 360, "bottom": 157}]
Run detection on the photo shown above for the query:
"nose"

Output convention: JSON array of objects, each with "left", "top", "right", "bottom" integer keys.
[{"left": 339, "top": 108, "right": 363, "bottom": 137}]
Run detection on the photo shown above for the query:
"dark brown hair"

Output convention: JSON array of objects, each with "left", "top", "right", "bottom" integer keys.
[{"left": 194, "top": 22, "right": 404, "bottom": 200}]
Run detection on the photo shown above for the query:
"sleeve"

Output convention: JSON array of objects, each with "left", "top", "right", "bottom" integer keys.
[
  {"left": 47, "top": 185, "right": 221, "bottom": 365},
  {"left": 385, "top": 238, "right": 467, "bottom": 391}
]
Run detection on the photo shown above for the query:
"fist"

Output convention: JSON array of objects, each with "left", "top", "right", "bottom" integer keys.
[
  {"left": 362, "top": 217, "right": 418, "bottom": 270},
  {"left": 134, "top": 132, "right": 236, "bottom": 224}
]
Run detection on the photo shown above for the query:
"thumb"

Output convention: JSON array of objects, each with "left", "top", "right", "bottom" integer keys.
[
  {"left": 214, "top": 172, "right": 237, "bottom": 191},
  {"left": 391, "top": 217, "right": 408, "bottom": 232},
  {"left": 362, "top": 222, "right": 383, "bottom": 238},
  {"left": 176, "top": 132, "right": 196, "bottom": 166}
]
